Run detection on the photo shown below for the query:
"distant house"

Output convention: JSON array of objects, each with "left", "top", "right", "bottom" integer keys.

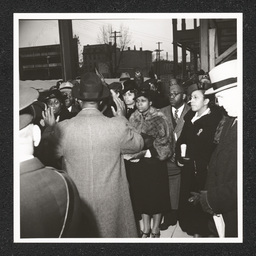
[
  {"left": 82, "top": 44, "right": 152, "bottom": 78},
  {"left": 152, "top": 60, "right": 174, "bottom": 76},
  {"left": 82, "top": 43, "right": 114, "bottom": 78},
  {"left": 117, "top": 47, "right": 152, "bottom": 78}
]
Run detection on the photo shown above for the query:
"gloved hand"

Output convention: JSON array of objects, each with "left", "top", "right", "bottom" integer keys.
[
  {"left": 199, "top": 190, "right": 215, "bottom": 215},
  {"left": 188, "top": 192, "right": 200, "bottom": 205}
]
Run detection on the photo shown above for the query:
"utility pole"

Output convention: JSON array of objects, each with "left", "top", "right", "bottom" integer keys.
[
  {"left": 154, "top": 42, "right": 163, "bottom": 76},
  {"left": 110, "top": 31, "right": 121, "bottom": 77},
  {"left": 58, "top": 20, "right": 74, "bottom": 81}
]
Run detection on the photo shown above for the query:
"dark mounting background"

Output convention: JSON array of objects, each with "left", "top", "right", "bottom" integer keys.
[{"left": 0, "top": 0, "right": 255, "bottom": 255}]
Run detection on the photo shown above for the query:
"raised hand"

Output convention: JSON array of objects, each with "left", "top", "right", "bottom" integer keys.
[
  {"left": 42, "top": 107, "right": 56, "bottom": 127},
  {"left": 110, "top": 89, "right": 126, "bottom": 117}
]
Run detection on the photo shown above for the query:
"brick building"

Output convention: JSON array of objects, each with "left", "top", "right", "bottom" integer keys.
[
  {"left": 82, "top": 44, "right": 152, "bottom": 78},
  {"left": 117, "top": 46, "right": 152, "bottom": 78}
]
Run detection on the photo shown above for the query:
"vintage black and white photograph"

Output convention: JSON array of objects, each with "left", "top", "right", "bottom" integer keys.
[{"left": 14, "top": 13, "right": 242, "bottom": 243}]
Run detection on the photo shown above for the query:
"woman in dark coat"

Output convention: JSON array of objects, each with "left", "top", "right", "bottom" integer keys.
[
  {"left": 126, "top": 90, "right": 172, "bottom": 238},
  {"left": 176, "top": 83, "right": 223, "bottom": 237}
]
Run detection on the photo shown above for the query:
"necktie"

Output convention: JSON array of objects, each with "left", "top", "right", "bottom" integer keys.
[{"left": 174, "top": 109, "right": 179, "bottom": 121}]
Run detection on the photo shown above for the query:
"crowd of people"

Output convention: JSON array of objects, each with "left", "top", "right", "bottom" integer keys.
[{"left": 19, "top": 60, "right": 238, "bottom": 238}]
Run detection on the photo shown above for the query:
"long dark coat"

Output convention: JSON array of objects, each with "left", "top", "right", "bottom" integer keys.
[
  {"left": 176, "top": 106, "right": 223, "bottom": 235},
  {"left": 206, "top": 116, "right": 238, "bottom": 237}
]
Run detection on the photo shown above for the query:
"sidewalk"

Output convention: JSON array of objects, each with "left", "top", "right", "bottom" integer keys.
[
  {"left": 160, "top": 221, "right": 192, "bottom": 238},
  {"left": 139, "top": 220, "right": 193, "bottom": 238}
]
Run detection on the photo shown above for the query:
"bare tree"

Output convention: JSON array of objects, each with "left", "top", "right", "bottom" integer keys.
[
  {"left": 97, "top": 24, "right": 132, "bottom": 49},
  {"left": 97, "top": 24, "right": 132, "bottom": 77}
]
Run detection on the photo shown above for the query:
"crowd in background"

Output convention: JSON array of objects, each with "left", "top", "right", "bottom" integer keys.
[{"left": 19, "top": 60, "right": 238, "bottom": 238}]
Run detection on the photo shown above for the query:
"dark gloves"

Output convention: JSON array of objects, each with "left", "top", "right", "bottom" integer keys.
[
  {"left": 188, "top": 191, "right": 215, "bottom": 215},
  {"left": 188, "top": 192, "right": 200, "bottom": 205},
  {"left": 141, "top": 133, "right": 155, "bottom": 150}
]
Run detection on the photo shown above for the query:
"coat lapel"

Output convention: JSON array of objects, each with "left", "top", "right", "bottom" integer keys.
[{"left": 173, "top": 104, "right": 190, "bottom": 137}]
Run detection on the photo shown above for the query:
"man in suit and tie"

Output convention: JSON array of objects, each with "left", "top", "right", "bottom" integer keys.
[{"left": 159, "top": 79, "right": 190, "bottom": 230}]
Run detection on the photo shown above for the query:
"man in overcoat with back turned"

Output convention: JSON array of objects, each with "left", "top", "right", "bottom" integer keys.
[{"left": 43, "top": 72, "right": 144, "bottom": 238}]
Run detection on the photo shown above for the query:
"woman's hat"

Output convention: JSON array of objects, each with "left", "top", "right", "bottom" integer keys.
[
  {"left": 108, "top": 82, "right": 122, "bottom": 93},
  {"left": 19, "top": 87, "right": 39, "bottom": 129},
  {"left": 135, "top": 89, "right": 153, "bottom": 101},
  {"left": 205, "top": 59, "right": 237, "bottom": 95},
  {"left": 72, "top": 72, "right": 110, "bottom": 101},
  {"left": 187, "top": 82, "right": 212, "bottom": 96},
  {"left": 122, "top": 79, "right": 138, "bottom": 94},
  {"left": 43, "top": 89, "right": 64, "bottom": 104}
]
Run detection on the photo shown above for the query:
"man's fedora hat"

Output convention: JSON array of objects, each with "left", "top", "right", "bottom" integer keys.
[
  {"left": 20, "top": 87, "right": 39, "bottom": 129},
  {"left": 205, "top": 59, "right": 237, "bottom": 95},
  {"left": 59, "top": 81, "right": 73, "bottom": 91},
  {"left": 119, "top": 72, "right": 130, "bottom": 81},
  {"left": 108, "top": 82, "right": 122, "bottom": 93},
  {"left": 72, "top": 72, "right": 110, "bottom": 101}
]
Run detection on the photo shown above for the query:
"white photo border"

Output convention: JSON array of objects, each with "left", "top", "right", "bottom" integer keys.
[{"left": 14, "top": 12, "right": 243, "bottom": 243}]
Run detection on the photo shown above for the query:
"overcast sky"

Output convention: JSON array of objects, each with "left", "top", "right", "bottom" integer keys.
[
  {"left": 18, "top": 13, "right": 240, "bottom": 64},
  {"left": 19, "top": 16, "right": 197, "bottom": 62}
]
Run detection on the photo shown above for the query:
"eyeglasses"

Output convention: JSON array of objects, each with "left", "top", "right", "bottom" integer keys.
[{"left": 168, "top": 92, "right": 182, "bottom": 98}]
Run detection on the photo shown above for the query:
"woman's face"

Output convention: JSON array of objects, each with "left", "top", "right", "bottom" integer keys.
[
  {"left": 46, "top": 98, "right": 62, "bottom": 115},
  {"left": 123, "top": 90, "right": 135, "bottom": 106},
  {"left": 190, "top": 90, "right": 208, "bottom": 113},
  {"left": 136, "top": 96, "right": 151, "bottom": 114}
]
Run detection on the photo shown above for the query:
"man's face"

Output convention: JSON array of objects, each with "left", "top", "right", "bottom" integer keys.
[
  {"left": 61, "top": 89, "right": 73, "bottom": 108},
  {"left": 215, "top": 87, "right": 238, "bottom": 117},
  {"left": 168, "top": 84, "right": 185, "bottom": 109}
]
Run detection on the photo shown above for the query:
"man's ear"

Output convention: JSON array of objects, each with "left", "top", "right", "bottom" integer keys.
[
  {"left": 182, "top": 94, "right": 186, "bottom": 101},
  {"left": 33, "top": 125, "right": 41, "bottom": 147},
  {"left": 149, "top": 101, "right": 153, "bottom": 106},
  {"left": 204, "top": 98, "right": 210, "bottom": 106}
]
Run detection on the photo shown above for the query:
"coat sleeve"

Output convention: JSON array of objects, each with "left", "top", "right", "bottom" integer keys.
[
  {"left": 152, "top": 117, "right": 173, "bottom": 161},
  {"left": 53, "top": 121, "right": 67, "bottom": 159},
  {"left": 206, "top": 150, "right": 237, "bottom": 214},
  {"left": 118, "top": 117, "right": 144, "bottom": 154}
]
